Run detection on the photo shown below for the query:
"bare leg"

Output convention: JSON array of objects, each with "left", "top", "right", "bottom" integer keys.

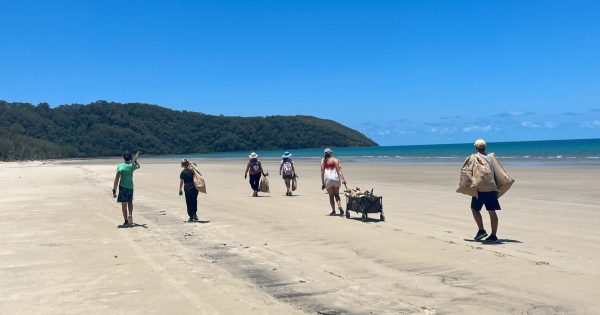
[
  {"left": 128, "top": 202, "right": 133, "bottom": 216},
  {"left": 471, "top": 209, "right": 484, "bottom": 230},
  {"left": 284, "top": 179, "right": 291, "bottom": 193},
  {"left": 488, "top": 211, "right": 498, "bottom": 235},
  {"left": 333, "top": 186, "right": 343, "bottom": 213},
  {"left": 326, "top": 187, "right": 335, "bottom": 212},
  {"left": 121, "top": 203, "right": 128, "bottom": 221}
]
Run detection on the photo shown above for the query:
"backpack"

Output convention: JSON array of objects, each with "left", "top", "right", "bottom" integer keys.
[
  {"left": 250, "top": 160, "right": 261, "bottom": 174},
  {"left": 282, "top": 161, "right": 294, "bottom": 177}
]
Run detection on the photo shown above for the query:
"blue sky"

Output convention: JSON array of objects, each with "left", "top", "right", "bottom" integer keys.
[{"left": 1, "top": 0, "right": 599, "bottom": 145}]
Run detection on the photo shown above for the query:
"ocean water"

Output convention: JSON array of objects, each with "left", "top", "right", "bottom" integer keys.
[{"left": 171, "top": 138, "right": 600, "bottom": 166}]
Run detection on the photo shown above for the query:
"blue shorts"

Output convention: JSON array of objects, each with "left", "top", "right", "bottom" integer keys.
[
  {"left": 117, "top": 186, "right": 134, "bottom": 203},
  {"left": 471, "top": 191, "right": 501, "bottom": 211}
]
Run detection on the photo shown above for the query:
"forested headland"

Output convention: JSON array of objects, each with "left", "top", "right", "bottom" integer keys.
[{"left": 0, "top": 100, "right": 377, "bottom": 161}]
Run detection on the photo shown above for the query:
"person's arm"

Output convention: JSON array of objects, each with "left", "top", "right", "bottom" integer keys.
[
  {"left": 320, "top": 159, "right": 325, "bottom": 190},
  {"left": 336, "top": 159, "right": 347, "bottom": 186},
  {"left": 244, "top": 162, "right": 250, "bottom": 179},
  {"left": 112, "top": 172, "right": 121, "bottom": 197},
  {"left": 279, "top": 161, "right": 283, "bottom": 175},
  {"left": 260, "top": 161, "right": 268, "bottom": 176},
  {"left": 179, "top": 178, "right": 184, "bottom": 196},
  {"left": 292, "top": 162, "right": 297, "bottom": 177}
]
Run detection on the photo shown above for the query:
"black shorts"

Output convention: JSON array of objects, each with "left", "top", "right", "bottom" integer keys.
[
  {"left": 471, "top": 191, "right": 501, "bottom": 211},
  {"left": 117, "top": 186, "right": 134, "bottom": 203},
  {"left": 282, "top": 174, "right": 294, "bottom": 180}
]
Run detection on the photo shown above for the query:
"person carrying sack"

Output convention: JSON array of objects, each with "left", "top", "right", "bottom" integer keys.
[
  {"left": 244, "top": 152, "right": 268, "bottom": 197},
  {"left": 457, "top": 139, "right": 515, "bottom": 243},
  {"left": 179, "top": 159, "right": 202, "bottom": 222},
  {"left": 279, "top": 151, "right": 297, "bottom": 196}
]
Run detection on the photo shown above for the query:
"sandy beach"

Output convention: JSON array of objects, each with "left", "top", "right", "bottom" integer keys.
[{"left": 1, "top": 158, "right": 599, "bottom": 314}]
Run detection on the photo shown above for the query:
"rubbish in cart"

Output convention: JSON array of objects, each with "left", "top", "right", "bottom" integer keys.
[{"left": 344, "top": 187, "right": 385, "bottom": 222}]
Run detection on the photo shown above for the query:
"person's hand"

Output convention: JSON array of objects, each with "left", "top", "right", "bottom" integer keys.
[
  {"left": 321, "top": 184, "right": 326, "bottom": 190},
  {"left": 179, "top": 190, "right": 183, "bottom": 196},
  {"left": 244, "top": 174, "right": 247, "bottom": 179},
  {"left": 112, "top": 189, "right": 117, "bottom": 198}
]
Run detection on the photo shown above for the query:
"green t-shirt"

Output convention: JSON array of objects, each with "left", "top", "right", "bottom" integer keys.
[{"left": 117, "top": 162, "right": 139, "bottom": 189}]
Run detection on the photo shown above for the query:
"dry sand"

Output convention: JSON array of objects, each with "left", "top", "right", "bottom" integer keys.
[{"left": 1, "top": 158, "right": 599, "bottom": 314}]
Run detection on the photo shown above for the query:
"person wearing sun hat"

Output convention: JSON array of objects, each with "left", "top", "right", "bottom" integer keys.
[
  {"left": 320, "top": 148, "right": 347, "bottom": 216},
  {"left": 244, "top": 152, "right": 268, "bottom": 197},
  {"left": 279, "top": 151, "right": 297, "bottom": 196},
  {"left": 457, "top": 139, "right": 515, "bottom": 243}
]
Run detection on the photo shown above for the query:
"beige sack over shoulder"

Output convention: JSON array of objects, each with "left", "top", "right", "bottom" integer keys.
[
  {"left": 189, "top": 165, "right": 207, "bottom": 194},
  {"left": 456, "top": 156, "right": 477, "bottom": 197},
  {"left": 489, "top": 155, "right": 515, "bottom": 197}
]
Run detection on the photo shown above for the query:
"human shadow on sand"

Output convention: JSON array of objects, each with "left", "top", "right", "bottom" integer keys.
[
  {"left": 117, "top": 223, "right": 148, "bottom": 229},
  {"left": 347, "top": 216, "right": 384, "bottom": 223},
  {"left": 183, "top": 220, "right": 211, "bottom": 224},
  {"left": 463, "top": 238, "right": 522, "bottom": 245}
]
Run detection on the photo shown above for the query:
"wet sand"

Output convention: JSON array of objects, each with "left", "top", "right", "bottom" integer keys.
[{"left": 1, "top": 158, "right": 599, "bottom": 314}]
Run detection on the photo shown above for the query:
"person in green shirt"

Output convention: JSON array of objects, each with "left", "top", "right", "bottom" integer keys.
[{"left": 112, "top": 152, "right": 140, "bottom": 226}]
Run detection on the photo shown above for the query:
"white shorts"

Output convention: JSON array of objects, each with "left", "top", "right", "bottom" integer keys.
[
  {"left": 325, "top": 178, "right": 341, "bottom": 189},
  {"left": 324, "top": 168, "right": 340, "bottom": 189}
]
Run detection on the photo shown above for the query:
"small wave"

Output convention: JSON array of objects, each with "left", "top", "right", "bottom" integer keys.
[{"left": 586, "top": 156, "right": 599, "bottom": 159}]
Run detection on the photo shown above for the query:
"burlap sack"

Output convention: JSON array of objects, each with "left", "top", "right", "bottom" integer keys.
[
  {"left": 259, "top": 176, "right": 270, "bottom": 193},
  {"left": 189, "top": 165, "right": 207, "bottom": 194}
]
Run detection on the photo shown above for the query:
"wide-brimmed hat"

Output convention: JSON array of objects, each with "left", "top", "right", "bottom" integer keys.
[
  {"left": 181, "top": 158, "right": 190, "bottom": 165},
  {"left": 474, "top": 139, "right": 487, "bottom": 148},
  {"left": 249, "top": 152, "right": 258, "bottom": 159},
  {"left": 281, "top": 152, "right": 292, "bottom": 158},
  {"left": 324, "top": 148, "right": 333, "bottom": 155}
]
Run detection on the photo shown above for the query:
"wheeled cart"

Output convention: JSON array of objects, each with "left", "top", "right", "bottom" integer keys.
[{"left": 345, "top": 195, "right": 385, "bottom": 222}]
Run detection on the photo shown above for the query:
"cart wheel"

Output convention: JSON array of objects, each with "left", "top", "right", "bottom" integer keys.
[
  {"left": 345, "top": 210, "right": 350, "bottom": 219},
  {"left": 380, "top": 213, "right": 385, "bottom": 222}
]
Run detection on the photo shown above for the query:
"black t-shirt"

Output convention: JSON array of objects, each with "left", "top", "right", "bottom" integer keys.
[{"left": 180, "top": 169, "right": 196, "bottom": 192}]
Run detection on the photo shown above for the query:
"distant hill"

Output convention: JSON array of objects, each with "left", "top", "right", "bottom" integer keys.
[{"left": 0, "top": 100, "right": 377, "bottom": 161}]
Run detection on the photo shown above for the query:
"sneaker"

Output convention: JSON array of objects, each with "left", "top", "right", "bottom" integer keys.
[
  {"left": 474, "top": 229, "right": 488, "bottom": 241},
  {"left": 188, "top": 217, "right": 194, "bottom": 222},
  {"left": 329, "top": 211, "right": 336, "bottom": 216},
  {"left": 253, "top": 191, "right": 258, "bottom": 197},
  {"left": 128, "top": 215, "right": 133, "bottom": 226},
  {"left": 338, "top": 206, "right": 344, "bottom": 216},
  {"left": 123, "top": 220, "right": 129, "bottom": 226},
  {"left": 484, "top": 234, "right": 498, "bottom": 243},
  {"left": 193, "top": 215, "right": 199, "bottom": 221}
]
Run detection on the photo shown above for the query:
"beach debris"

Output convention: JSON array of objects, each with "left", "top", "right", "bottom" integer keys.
[
  {"left": 114, "top": 255, "right": 119, "bottom": 258},
  {"left": 419, "top": 307, "right": 437, "bottom": 315},
  {"left": 535, "top": 261, "right": 549, "bottom": 265}
]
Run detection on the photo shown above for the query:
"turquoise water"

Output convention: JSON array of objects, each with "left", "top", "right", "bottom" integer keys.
[{"left": 166, "top": 138, "right": 600, "bottom": 166}]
